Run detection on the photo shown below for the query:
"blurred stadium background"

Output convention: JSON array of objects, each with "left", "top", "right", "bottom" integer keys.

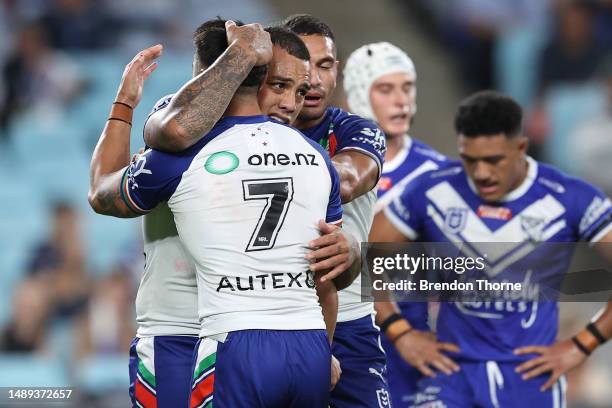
[{"left": 0, "top": 0, "right": 611, "bottom": 406}]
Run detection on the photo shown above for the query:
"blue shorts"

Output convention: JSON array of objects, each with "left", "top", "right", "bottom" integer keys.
[
  {"left": 190, "top": 329, "right": 330, "bottom": 408},
  {"left": 330, "top": 315, "right": 391, "bottom": 408},
  {"left": 128, "top": 335, "right": 199, "bottom": 408},
  {"left": 413, "top": 360, "right": 567, "bottom": 408}
]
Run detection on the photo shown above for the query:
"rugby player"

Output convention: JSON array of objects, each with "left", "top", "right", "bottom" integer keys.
[
  {"left": 369, "top": 91, "right": 612, "bottom": 407},
  {"left": 147, "top": 14, "right": 391, "bottom": 406},
  {"left": 282, "top": 15, "right": 392, "bottom": 407},
  {"left": 89, "top": 21, "right": 356, "bottom": 407},
  {"left": 343, "top": 41, "right": 450, "bottom": 407}
]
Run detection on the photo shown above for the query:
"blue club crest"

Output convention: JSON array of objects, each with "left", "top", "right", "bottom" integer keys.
[{"left": 445, "top": 207, "right": 468, "bottom": 234}]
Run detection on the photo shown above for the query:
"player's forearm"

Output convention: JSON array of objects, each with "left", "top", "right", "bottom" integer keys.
[
  {"left": 332, "top": 234, "right": 361, "bottom": 290},
  {"left": 316, "top": 278, "right": 338, "bottom": 343},
  {"left": 89, "top": 106, "right": 135, "bottom": 217},
  {"left": 374, "top": 298, "right": 402, "bottom": 326},
  {"left": 145, "top": 42, "right": 257, "bottom": 152},
  {"left": 572, "top": 301, "right": 612, "bottom": 355},
  {"left": 332, "top": 152, "right": 378, "bottom": 203}
]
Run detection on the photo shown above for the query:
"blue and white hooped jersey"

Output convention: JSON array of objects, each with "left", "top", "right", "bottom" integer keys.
[
  {"left": 302, "top": 106, "right": 387, "bottom": 322},
  {"left": 376, "top": 135, "right": 448, "bottom": 328},
  {"left": 123, "top": 114, "right": 343, "bottom": 337},
  {"left": 385, "top": 157, "right": 612, "bottom": 361}
]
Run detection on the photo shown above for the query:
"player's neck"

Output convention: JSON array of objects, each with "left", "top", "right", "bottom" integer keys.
[
  {"left": 385, "top": 134, "right": 406, "bottom": 162},
  {"left": 224, "top": 91, "right": 263, "bottom": 117},
  {"left": 294, "top": 113, "right": 325, "bottom": 130},
  {"left": 508, "top": 157, "right": 530, "bottom": 193}
]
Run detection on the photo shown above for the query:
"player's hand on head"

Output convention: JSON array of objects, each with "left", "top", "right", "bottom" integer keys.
[
  {"left": 514, "top": 339, "right": 587, "bottom": 391},
  {"left": 395, "top": 330, "right": 460, "bottom": 377},
  {"left": 306, "top": 220, "right": 358, "bottom": 282},
  {"left": 225, "top": 20, "right": 272, "bottom": 66},
  {"left": 116, "top": 44, "right": 163, "bottom": 108},
  {"left": 330, "top": 355, "right": 342, "bottom": 390}
]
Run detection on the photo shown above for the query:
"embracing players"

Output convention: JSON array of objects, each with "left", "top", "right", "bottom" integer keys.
[
  {"left": 89, "top": 20, "right": 360, "bottom": 407},
  {"left": 370, "top": 91, "right": 612, "bottom": 407}
]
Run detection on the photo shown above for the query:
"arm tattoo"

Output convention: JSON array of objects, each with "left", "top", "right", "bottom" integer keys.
[
  {"left": 91, "top": 173, "right": 140, "bottom": 218},
  {"left": 172, "top": 45, "right": 253, "bottom": 143}
]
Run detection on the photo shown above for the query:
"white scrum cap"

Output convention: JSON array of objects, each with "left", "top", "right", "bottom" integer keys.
[{"left": 343, "top": 42, "right": 416, "bottom": 121}]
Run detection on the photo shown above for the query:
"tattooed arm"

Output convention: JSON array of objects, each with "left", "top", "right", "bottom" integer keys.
[
  {"left": 89, "top": 45, "right": 161, "bottom": 218},
  {"left": 144, "top": 21, "right": 272, "bottom": 152}
]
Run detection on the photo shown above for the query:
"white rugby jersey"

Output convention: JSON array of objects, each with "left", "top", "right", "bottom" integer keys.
[
  {"left": 122, "top": 115, "right": 343, "bottom": 337},
  {"left": 135, "top": 203, "right": 199, "bottom": 337}
]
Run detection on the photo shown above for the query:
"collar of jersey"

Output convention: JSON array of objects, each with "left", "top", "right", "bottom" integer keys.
[
  {"left": 384, "top": 134, "right": 412, "bottom": 173},
  {"left": 465, "top": 156, "right": 538, "bottom": 203},
  {"left": 219, "top": 115, "right": 270, "bottom": 125}
]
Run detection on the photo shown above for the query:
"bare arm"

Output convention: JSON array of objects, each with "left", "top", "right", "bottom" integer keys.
[
  {"left": 515, "top": 229, "right": 612, "bottom": 391},
  {"left": 145, "top": 21, "right": 272, "bottom": 152},
  {"left": 332, "top": 151, "right": 379, "bottom": 204},
  {"left": 370, "top": 210, "right": 460, "bottom": 376},
  {"left": 89, "top": 45, "right": 161, "bottom": 217}
]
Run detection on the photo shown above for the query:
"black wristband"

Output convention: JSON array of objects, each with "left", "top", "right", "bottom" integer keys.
[
  {"left": 586, "top": 322, "right": 607, "bottom": 344},
  {"left": 379, "top": 313, "right": 403, "bottom": 334},
  {"left": 572, "top": 336, "right": 592, "bottom": 356},
  {"left": 108, "top": 117, "right": 132, "bottom": 126},
  {"left": 113, "top": 101, "right": 134, "bottom": 110}
]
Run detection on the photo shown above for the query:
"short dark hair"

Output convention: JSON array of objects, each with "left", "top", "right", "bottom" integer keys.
[
  {"left": 454, "top": 91, "right": 523, "bottom": 138},
  {"left": 282, "top": 14, "right": 335, "bottom": 41},
  {"left": 265, "top": 26, "right": 310, "bottom": 61},
  {"left": 192, "top": 17, "right": 266, "bottom": 88}
]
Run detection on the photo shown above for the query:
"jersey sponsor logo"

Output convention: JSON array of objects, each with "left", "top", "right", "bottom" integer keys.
[
  {"left": 204, "top": 151, "right": 240, "bottom": 175},
  {"left": 247, "top": 152, "right": 319, "bottom": 167},
  {"left": 378, "top": 177, "right": 392, "bottom": 191},
  {"left": 579, "top": 196, "right": 611, "bottom": 235},
  {"left": 477, "top": 205, "right": 512, "bottom": 220},
  {"left": 444, "top": 207, "right": 468, "bottom": 234},
  {"left": 216, "top": 271, "right": 316, "bottom": 292}
]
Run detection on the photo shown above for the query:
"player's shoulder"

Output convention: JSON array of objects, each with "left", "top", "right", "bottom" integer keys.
[
  {"left": 409, "top": 137, "right": 448, "bottom": 164},
  {"left": 268, "top": 119, "right": 334, "bottom": 162},
  {"left": 405, "top": 160, "right": 463, "bottom": 194},
  {"left": 150, "top": 94, "right": 174, "bottom": 115},
  {"left": 535, "top": 160, "right": 598, "bottom": 197},
  {"left": 328, "top": 106, "right": 378, "bottom": 129}
]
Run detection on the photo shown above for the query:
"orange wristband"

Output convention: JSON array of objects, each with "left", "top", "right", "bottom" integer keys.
[
  {"left": 575, "top": 329, "right": 599, "bottom": 354},
  {"left": 109, "top": 101, "right": 133, "bottom": 125}
]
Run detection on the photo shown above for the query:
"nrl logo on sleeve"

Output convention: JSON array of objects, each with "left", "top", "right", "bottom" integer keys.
[
  {"left": 444, "top": 207, "right": 468, "bottom": 234},
  {"left": 204, "top": 151, "right": 239, "bottom": 175}
]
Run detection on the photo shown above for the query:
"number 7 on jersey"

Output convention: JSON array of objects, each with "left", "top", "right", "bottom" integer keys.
[{"left": 242, "top": 178, "right": 294, "bottom": 252}]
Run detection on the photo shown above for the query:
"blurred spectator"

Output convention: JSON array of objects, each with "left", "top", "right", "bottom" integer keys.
[
  {"left": 442, "top": 0, "right": 550, "bottom": 91},
  {"left": 39, "top": 0, "right": 116, "bottom": 50},
  {"left": 537, "top": 0, "right": 605, "bottom": 94},
  {"left": 0, "top": 276, "right": 52, "bottom": 353},
  {"left": 76, "top": 268, "right": 135, "bottom": 358},
  {"left": 526, "top": 0, "right": 609, "bottom": 158},
  {"left": 27, "top": 202, "right": 90, "bottom": 320},
  {"left": 568, "top": 56, "right": 612, "bottom": 195},
  {"left": 0, "top": 21, "right": 83, "bottom": 136}
]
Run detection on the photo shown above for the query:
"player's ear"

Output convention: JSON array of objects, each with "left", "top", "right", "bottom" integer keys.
[{"left": 517, "top": 135, "right": 529, "bottom": 155}]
